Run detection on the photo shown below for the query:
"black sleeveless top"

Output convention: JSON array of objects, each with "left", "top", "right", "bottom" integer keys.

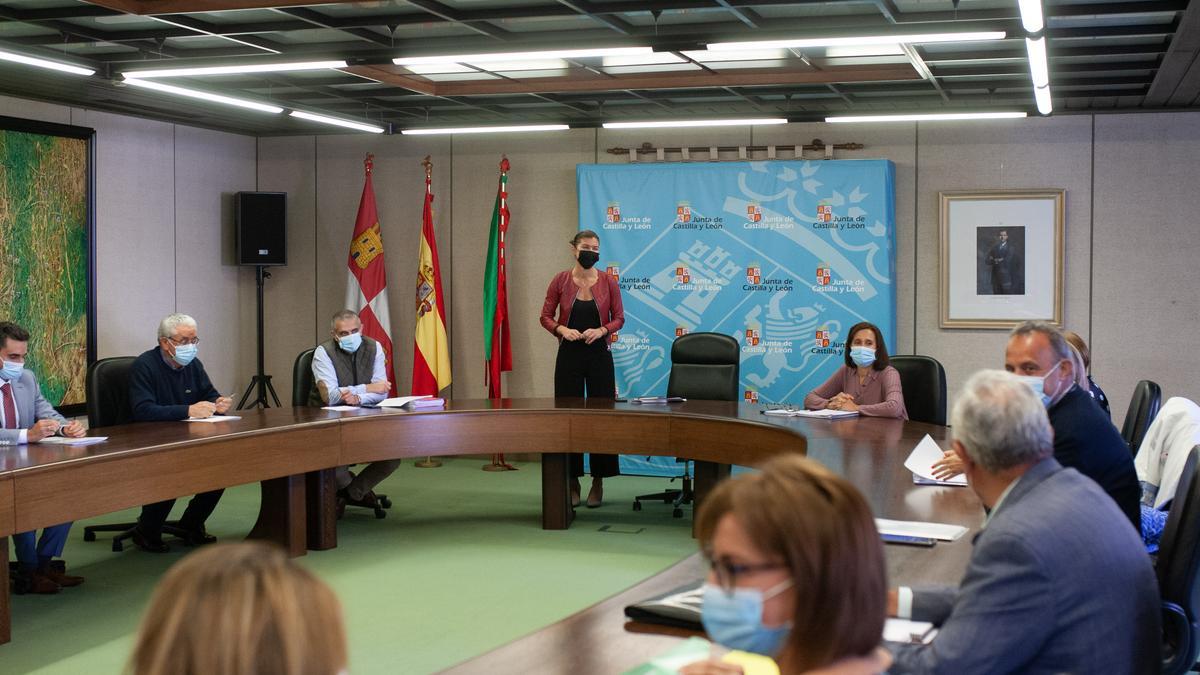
[{"left": 562, "top": 298, "right": 604, "bottom": 352}]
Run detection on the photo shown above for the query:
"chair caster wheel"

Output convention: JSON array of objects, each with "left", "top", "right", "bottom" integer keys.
[
  {"left": 632, "top": 501, "right": 642, "bottom": 511},
  {"left": 378, "top": 496, "right": 392, "bottom": 508},
  {"left": 83, "top": 530, "right": 96, "bottom": 542},
  {"left": 112, "top": 540, "right": 124, "bottom": 552},
  {"left": 672, "top": 508, "right": 684, "bottom": 518},
  {"left": 374, "top": 508, "right": 387, "bottom": 519}
]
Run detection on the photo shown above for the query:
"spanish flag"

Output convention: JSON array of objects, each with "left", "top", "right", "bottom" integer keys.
[{"left": 411, "top": 158, "right": 451, "bottom": 395}]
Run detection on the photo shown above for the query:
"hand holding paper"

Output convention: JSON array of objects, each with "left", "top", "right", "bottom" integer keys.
[{"left": 904, "top": 434, "right": 967, "bottom": 486}]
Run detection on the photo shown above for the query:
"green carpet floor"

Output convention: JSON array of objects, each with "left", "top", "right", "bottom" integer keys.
[{"left": 3, "top": 459, "right": 696, "bottom": 674}]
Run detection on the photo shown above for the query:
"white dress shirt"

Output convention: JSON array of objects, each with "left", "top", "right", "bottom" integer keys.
[{"left": 311, "top": 344, "right": 388, "bottom": 406}]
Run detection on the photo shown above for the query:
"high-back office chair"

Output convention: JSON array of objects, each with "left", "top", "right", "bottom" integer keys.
[
  {"left": 890, "top": 355, "right": 948, "bottom": 426},
  {"left": 633, "top": 332, "right": 739, "bottom": 518},
  {"left": 1157, "top": 446, "right": 1200, "bottom": 675},
  {"left": 293, "top": 348, "right": 390, "bottom": 518},
  {"left": 1123, "top": 380, "right": 1163, "bottom": 457},
  {"left": 82, "top": 357, "right": 192, "bottom": 551}
]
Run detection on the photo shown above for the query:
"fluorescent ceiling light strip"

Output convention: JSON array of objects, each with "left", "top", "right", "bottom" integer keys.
[
  {"left": 400, "top": 124, "right": 570, "bottom": 135},
  {"left": 123, "top": 77, "right": 282, "bottom": 113},
  {"left": 0, "top": 49, "right": 94, "bottom": 76},
  {"left": 602, "top": 118, "right": 787, "bottom": 129},
  {"left": 826, "top": 112, "right": 1027, "bottom": 123},
  {"left": 289, "top": 110, "right": 385, "bottom": 133},
  {"left": 1018, "top": 0, "right": 1045, "bottom": 33},
  {"left": 708, "top": 31, "right": 1006, "bottom": 51},
  {"left": 1026, "top": 37, "right": 1049, "bottom": 88},
  {"left": 1034, "top": 85, "right": 1053, "bottom": 115},
  {"left": 123, "top": 60, "right": 347, "bottom": 78},
  {"left": 394, "top": 47, "right": 651, "bottom": 66}
]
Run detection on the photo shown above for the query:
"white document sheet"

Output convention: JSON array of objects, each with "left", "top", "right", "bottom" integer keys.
[
  {"left": 904, "top": 434, "right": 967, "bottom": 486},
  {"left": 378, "top": 395, "right": 442, "bottom": 408},
  {"left": 185, "top": 415, "right": 242, "bottom": 423},
  {"left": 875, "top": 518, "right": 968, "bottom": 542},
  {"left": 321, "top": 405, "right": 360, "bottom": 411},
  {"left": 762, "top": 408, "right": 859, "bottom": 419},
  {"left": 39, "top": 436, "right": 108, "bottom": 445},
  {"left": 884, "top": 618, "right": 938, "bottom": 644}
]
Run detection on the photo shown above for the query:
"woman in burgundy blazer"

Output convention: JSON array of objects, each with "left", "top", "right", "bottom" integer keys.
[{"left": 540, "top": 229, "right": 625, "bottom": 508}]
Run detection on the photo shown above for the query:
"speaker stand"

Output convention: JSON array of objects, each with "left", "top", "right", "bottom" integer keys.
[{"left": 238, "top": 265, "right": 281, "bottom": 410}]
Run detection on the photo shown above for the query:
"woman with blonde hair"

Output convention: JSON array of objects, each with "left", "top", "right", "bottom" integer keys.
[
  {"left": 682, "top": 455, "right": 890, "bottom": 674},
  {"left": 128, "top": 541, "right": 348, "bottom": 675}
]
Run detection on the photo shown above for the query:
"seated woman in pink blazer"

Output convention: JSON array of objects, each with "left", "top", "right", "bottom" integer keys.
[{"left": 803, "top": 321, "right": 907, "bottom": 420}]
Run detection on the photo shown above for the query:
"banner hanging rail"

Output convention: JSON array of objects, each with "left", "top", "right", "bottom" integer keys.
[{"left": 607, "top": 140, "right": 864, "bottom": 162}]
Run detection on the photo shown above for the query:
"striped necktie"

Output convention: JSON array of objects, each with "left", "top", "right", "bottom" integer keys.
[{"left": 1, "top": 382, "right": 16, "bottom": 430}]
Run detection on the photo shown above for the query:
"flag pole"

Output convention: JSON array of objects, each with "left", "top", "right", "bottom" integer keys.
[
  {"left": 485, "top": 155, "right": 516, "bottom": 472},
  {"left": 414, "top": 154, "right": 443, "bottom": 470}
]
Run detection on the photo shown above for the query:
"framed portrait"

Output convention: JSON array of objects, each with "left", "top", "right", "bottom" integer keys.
[
  {"left": 0, "top": 114, "right": 96, "bottom": 416},
  {"left": 939, "top": 189, "right": 1064, "bottom": 329}
]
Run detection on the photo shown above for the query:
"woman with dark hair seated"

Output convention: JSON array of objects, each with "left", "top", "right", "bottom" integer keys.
[
  {"left": 803, "top": 321, "right": 907, "bottom": 419},
  {"left": 681, "top": 454, "right": 890, "bottom": 674}
]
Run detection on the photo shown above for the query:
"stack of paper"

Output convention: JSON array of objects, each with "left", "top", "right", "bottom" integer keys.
[
  {"left": 631, "top": 396, "right": 686, "bottom": 404},
  {"left": 904, "top": 434, "right": 967, "bottom": 486},
  {"left": 875, "top": 518, "right": 968, "bottom": 542},
  {"left": 762, "top": 408, "right": 858, "bottom": 419},
  {"left": 377, "top": 395, "right": 445, "bottom": 409},
  {"left": 39, "top": 436, "right": 107, "bottom": 446},
  {"left": 185, "top": 415, "right": 241, "bottom": 423}
]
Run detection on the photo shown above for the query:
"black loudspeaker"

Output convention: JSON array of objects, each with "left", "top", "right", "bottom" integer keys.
[{"left": 235, "top": 191, "right": 287, "bottom": 266}]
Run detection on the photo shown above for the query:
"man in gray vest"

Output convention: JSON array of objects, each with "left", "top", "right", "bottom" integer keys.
[{"left": 311, "top": 309, "right": 401, "bottom": 515}]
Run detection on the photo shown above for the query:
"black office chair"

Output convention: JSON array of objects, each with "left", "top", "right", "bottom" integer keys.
[
  {"left": 1122, "top": 380, "right": 1162, "bottom": 457},
  {"left": 633, "top": 332, "right": 739, "bottom": 518},
  {"left": 294, "top": 348, "right": 390, "bottom": 518},
  {"left": 82, "top": 357, "right": 192, "bottom": 551},
  {"left": 1157, "top": 445, "right": 1200, "bottom": 675},
  {"left": 890, "top": 355, "right": 947, "bottom": 426}
]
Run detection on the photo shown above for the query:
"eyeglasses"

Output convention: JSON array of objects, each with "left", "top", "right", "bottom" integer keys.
[
  {"left": 166, "top": 336, "right": 200, "bottom": 346},
  {"left": 704, "top": 553, "right": 786, "bottom": 595}
]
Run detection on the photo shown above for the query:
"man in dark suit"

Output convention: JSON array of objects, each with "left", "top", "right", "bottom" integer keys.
[
  {"left": 985, "top": 228, "right": 1019, "bottom": 294},
  {"left": 128, "top": 313, "right": 233, "bottom": 552},
  {"left": 0, "top": 321, "right": 88, "bottom": 593},
  {"left": 889, "top": 369, "right": 1160, "bottom": 674},
  {"left": 934, "top": 321, "right": 1140, "bottom": 533}
]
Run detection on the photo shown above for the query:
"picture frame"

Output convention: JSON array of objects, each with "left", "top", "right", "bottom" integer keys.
[
  {"left": 0, "top": 114, "right": 96, "bottom": 416},
  {"left": 939, "top": 189, "right": 1064, "bottom": 329}
]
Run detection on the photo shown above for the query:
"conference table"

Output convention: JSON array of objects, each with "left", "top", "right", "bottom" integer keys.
[{"left": 0, "top": 398, "right": 981, "bottom": 656}]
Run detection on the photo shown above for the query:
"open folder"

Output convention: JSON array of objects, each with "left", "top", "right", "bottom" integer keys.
[{"left": 376, "top": 395, "right": 445, "bottom": 409}]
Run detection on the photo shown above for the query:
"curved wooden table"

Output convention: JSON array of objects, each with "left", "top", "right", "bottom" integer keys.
[{"left": 0, "top": 399, "right": 981, "bottom": 650}]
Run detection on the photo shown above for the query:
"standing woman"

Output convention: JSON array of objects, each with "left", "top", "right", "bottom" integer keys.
[
  {"left": 540, "top": 230, "right": 625, "bottom": 508},
  {"left": 803, "top": 321, "right": 907, "bottom": 419}
]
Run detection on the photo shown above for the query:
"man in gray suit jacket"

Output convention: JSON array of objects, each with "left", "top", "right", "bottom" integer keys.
[
  {"left": 0, "top": 321, "right": 88, "bottom": 594},
  {"left": 888, "top": 369, "right": 1160, "bottom": 674}
]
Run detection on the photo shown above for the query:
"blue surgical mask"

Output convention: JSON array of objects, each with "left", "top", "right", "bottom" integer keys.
[
  {"left": 850, "top": 346, "right": 876, "bottom": 368},
  {"left": 701, "top": 579, "right": 794, "bottom": 656},
  {"left": 0, "top": 360, "right": 22, "bottom": 381},
  {"left": 338, "top": 333, "right": 362, "bottom": 353},
  {"left": 171, "top": 343, "right": 197, "bottom": 367},
  {"left": 1016, "top": 372, "right": 1053, "bottom": 407}
]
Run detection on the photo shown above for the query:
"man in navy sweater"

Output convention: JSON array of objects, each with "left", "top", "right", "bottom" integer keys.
[
  {"left": 128, "top": 313, "right": 233, "bottom": 552},
  {"left": 934, "top": 321, "right": 1140, "bottom": 533}
]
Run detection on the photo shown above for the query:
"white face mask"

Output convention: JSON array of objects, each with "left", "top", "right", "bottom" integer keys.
[{"left": 1016, "top": 361, "right": 1064, "bottom": 407}]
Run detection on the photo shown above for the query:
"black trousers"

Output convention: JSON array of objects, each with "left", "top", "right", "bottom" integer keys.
[
  {"left": 138, "top": 489, "right": 225, "bottom": 537},
  {"left": 555, "top": 344, "right": 620, "bottom": 478}
]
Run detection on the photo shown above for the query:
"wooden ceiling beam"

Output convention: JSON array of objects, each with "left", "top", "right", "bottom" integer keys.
[{"left": 344, "top": 63, "right": 921, "bottom": 96}]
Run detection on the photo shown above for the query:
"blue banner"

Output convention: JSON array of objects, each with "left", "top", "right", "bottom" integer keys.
[{"left": 576, "top": 160, "right": 896, "bottom": 476}]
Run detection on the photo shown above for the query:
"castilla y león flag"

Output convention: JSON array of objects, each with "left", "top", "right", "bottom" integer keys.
[
  {"left": 346, "top": 153, "right": 397, "bottom": 396},
  {"left": 483, "top": 157, "right": 513, "bottom": 398},
  {"left": 411, "top": 160, "right": 451, "bottom": 395}
]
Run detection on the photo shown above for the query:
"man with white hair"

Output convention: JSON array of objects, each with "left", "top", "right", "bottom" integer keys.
[
  {"left": 128, "top": 313, "right": 233, "bottom": 552},
  {"left": 888, "top": 369, "right": 1159, "bottom": 674}
]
